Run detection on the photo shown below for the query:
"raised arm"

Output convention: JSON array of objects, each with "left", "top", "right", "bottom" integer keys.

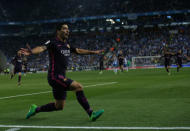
[
  {"left": 30, "top": 46, "right": 47, "bottom": 54},
  {"left": 20, "top": 45, "right": 47, "bottom": 56},
  {"left": 76, "top": 48, "right": 103, "bottom": 55}
]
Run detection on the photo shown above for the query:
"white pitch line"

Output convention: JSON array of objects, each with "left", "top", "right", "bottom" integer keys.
[
  {"left": 0, "top": 125, "right": 190, "bottom": 130},
  {"left": 5, "top": 128, "right": 21, "bottom": 131},
  {"left": 84, "top": 82, "right": 117, "bottom": 88},
  {"left": 0, "top": 82, "right": 117, "bottom": 100}
]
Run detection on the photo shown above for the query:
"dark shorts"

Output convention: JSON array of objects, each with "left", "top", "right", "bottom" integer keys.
[
  {"left": 119, "top": 61, "right": 124, "bottom": 66},
  {"left": 48, "top": 74, "right": 73, "bottom": 100},
  {"left": 14, "top": 66, "right": 22, "bottom": 74},
  {"left": 164, "top": 58, "right": 170, "bottom": 67},
  {"left": 99, "top": 62, "right": 104, "bottom": 70}
]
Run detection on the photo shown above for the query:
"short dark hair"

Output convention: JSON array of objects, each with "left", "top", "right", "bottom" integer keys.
[
  {"left": 56, "top": 23, "right": 69, "bottom": 31},
  {"left": 56, "top": 23, "right": 63, "bottom": 31}
]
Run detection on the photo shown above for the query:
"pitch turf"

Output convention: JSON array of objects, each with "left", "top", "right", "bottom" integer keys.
[{"left": 0, "top": 68, "right": 190, "bottom": 131}]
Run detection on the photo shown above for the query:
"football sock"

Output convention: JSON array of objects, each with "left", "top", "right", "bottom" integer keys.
[
  {"left": 18, "top": 75, "right": 21, "bottom": 83},
  {"left": 76, "top": 91, "right": 93, "bottom": 116},
  {"left": 35, "top": 103, "right": 60, "bottom": 113},
  {"left": 114, "top": 68, "right": 117, "bottom": 74},
  {"left": 10, "top": 74, "right": 13, "bottom": 79},
  {"left": 166, "top": 68, "right": 169, "bottom": 73}
]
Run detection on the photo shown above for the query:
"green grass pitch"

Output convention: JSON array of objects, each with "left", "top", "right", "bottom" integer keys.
[{"left": 0, "top": 68, "right": 190, "bottom": 131}]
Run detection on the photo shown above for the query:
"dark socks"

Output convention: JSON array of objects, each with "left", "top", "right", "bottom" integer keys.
[
  {"left": 76, "top": 91, "right": 93, "bottom": 116},
  {"left": 18, "top": 75, "right": 21, "bottom": 83},
  {"left": 36, "top": 103, "right": 60, "bottom": 113},
  {"left": 166, "top": 68, "right": 169, "bottom": 73}
]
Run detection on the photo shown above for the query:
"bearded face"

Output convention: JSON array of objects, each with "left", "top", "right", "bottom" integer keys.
[{"left": 58, "top": 24, "right": 69, "bottom": 40}]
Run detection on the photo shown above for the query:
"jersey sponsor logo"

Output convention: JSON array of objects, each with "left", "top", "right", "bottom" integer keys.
[
  {"left": 61, "top": 50, "right": 70, "bottom": 56},
  {"left": 17, "top": 60, "right": 22, "bottom": 63}
]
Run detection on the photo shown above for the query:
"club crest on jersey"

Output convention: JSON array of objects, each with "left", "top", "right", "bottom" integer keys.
[{"left": 67, "top": 44, "right": 70, "bottom": 48}]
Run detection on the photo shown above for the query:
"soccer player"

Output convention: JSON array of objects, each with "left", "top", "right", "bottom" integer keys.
[
  {"left": 22, "top": 56, "right": 28, "bottom": 76},
  {"left": 163, "top": 47, "right": 173, "bottom": 75},
  {"left": 99, "top": 54, "right": 105, "bottom": 74},
  {"left": 20, "top": 24, "right": 104, "bottom": 121},
  {"left": 185, "top": 47, "right": 190, "bottom": 61},
  {"left": 175, "top": 49, "right": 183, "bottom": 72},
  {"left": 124, "top": 56, "right": 129, "bottom": 72},
  {"left": 112, "top": 54, "right": 118, "bottom": 74},
  {"left": 10, "top": 51, "right": 23, "bottom": 86},
  {"left": 118, "top": 50, "right": 124, "bottom": 72}
]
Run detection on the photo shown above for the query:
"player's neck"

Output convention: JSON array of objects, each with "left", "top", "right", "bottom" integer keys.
[{"left": 57, "top": 36, "right": 66, "bottom": 43}]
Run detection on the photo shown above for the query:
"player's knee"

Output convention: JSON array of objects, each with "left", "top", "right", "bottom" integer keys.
[
  {"left": 56, "top": 105, "right": 64, "bottom": 110},
  {"left": 55, "top": 103, "right": 64, "bottom": 110},
  {"left": 75, "top": 83, "right": 83, "bottom": 91}
]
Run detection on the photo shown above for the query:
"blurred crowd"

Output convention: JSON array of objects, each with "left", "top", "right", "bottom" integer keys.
[
  {"left": 0, "top": 0, "right": 189, "bottom": 22},
  {"left": 0, "top": 25, "right": 190, "bottom": 71}
]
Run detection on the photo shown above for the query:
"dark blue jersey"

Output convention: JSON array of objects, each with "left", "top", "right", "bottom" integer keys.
[
  {"left": 187, "top": 49, "right": 190, "bottom": 56},
  {"left": 176, "top": 52, "right": 183, "bottom": 61},
  {"left": 99, "top": 55, "right": 104, "bottom": 63},
  {"left": 164, "top": 53, "right": 172, "bottom": 59},
  {"left": 11, "top": 55, "right": 22, "bottom": 68},
  {"left": 44, "top": 38, "right": 77, "bottom": 76},
  {"left": 118, "top": 54, "right": 124, "bottom": 62}
]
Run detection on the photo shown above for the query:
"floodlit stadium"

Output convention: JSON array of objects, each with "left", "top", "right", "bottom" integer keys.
[{"left": 0, "top": 0, "right": 190, "bottom": 131}]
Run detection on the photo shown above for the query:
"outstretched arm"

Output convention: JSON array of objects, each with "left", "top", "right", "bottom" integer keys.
[
  {"left": 20, "top": 45, "right": 47, "bottom": 56},
  {"left": 76, "top": 48, "right": 103, "bottom": 55}
]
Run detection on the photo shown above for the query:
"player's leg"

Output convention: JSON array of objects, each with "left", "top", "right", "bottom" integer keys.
[
  {"left": 10, "top": 73, "right": 14, "bottom": 79},
  {"left": 26, "top": 80, "right": 67, "bottom": 119},
  {"left": 126, "top": 64, "right": 129, "bottom": 72},
  {"left": 10, "top": 67, "right": 15, "bottom": 79},
  {"left": 18, "top": 72, "right": 22, "bottom": 85},
  {"left": 70, "top": 81, "right": 104, "bottom": 121},
  {"left": 177, "top": 59, "right": 182, "bottom": 72},
  {"left": 70, "top": 81, "right": 93, "bottom": 116},
  {"left": 26, "top": 100, "right": 65, "bottom": 119},
  {"left": 120, "top": 64, "right": 124, "bottom": 72},
  {"left": 165, "top": 59, "right": 170, "bottom": 75},
  {"left": 36, "top": 99, "right": 65, "bottom": 113},
  {"left": 99, "top": 63, "right": 103, "bottom": 74},
  {"left": 113, "top": 63, "right": 118, "bottom": 74}
]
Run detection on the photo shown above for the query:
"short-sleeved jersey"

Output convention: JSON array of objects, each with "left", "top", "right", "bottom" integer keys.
[
  {"left": 164, "top": 53, "right": 172, "bottom": 59},
  {"left": 176, "top": 52, "right": 182, "bottom": 60},
  {"left": 44, "top": 38, "right": 77, "bottom": 76},
  {"left": 187, "top": 49, "right": 190, "bottom": 56},
  {"left": 118, "top": 54, "right": 124, "bottom": 62},
  {"left": 99, "top": 55, "right": 104, "bottom": 63},
  {"left": 11, "top": 55, "right": 22, "bottom": 68}
]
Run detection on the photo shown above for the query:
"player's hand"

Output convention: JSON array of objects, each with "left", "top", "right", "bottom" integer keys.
[
  {"left": 19, "top": 48, "right": 31, "bottom": 56},
  {"left": 94, "top": 50, "right": 104, "bottom": 54}
]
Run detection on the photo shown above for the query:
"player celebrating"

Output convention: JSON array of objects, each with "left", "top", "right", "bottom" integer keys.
[
  {"left": 118, "top": 50, "right": 124, "bottom": 72},
  {"left": 99, "top": 54, "right": 105, "bottom": 74},
  {"left": 124, "top": 56, "right": 129, "bottom": 72},
  {"left": 20, "top": 24, "right": 104, "bottom": 121},
  {"left": 163, "top": 47, "right": 173, "bottom": 75},
  {"left": 175, "top": 49, "right": 183, "bottom": 72},
  {"left": 22, "top": 56, "right": 28, "bottom": 76},
  {"left": 10, "top": 51, "right": 23, "bottom": 86}
]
